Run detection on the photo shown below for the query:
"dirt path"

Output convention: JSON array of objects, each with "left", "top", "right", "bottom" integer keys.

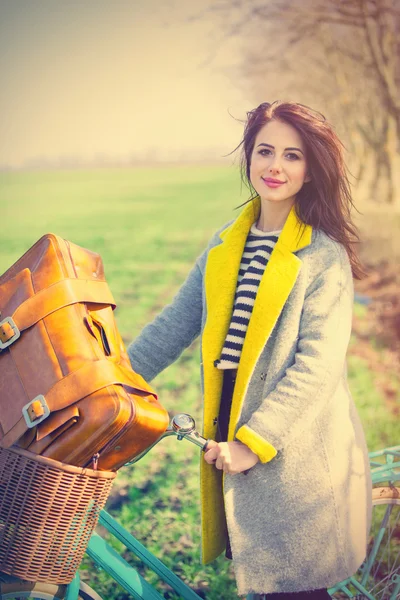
[{"left": 353, "top": 261, "right": 400, "bottom": 416}]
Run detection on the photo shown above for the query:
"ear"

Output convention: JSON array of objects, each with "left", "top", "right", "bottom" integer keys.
[{"left": 304, "top": 173, "right": 311, "bottom": 183}]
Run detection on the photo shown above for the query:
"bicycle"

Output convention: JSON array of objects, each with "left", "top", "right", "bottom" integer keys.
[{"left": 0, "top": 415, "right": 399, "bottom": 600}]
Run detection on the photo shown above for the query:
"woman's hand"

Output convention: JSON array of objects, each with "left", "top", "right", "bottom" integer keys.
[{"left": 204, "top": 440, "right": 259, "bottom": 475}]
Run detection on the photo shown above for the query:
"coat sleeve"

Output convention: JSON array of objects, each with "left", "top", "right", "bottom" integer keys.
[
  {"left": 127, "top": 258, "right": 204, "bottom": 382},
  {"left": 127, "top": 225, "right": 230, "bottom": 382},
  {"left": 235, "top": 243, "right": 354, "bottom": 462}
]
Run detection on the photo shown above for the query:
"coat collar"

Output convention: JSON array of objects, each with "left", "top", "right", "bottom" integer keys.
[{"left": 219, "top": 197, "right": 312, "bottom": 253}]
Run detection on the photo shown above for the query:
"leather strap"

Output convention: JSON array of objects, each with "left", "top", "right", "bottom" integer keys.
[
  {"left": 1, "top": 359, "right": 158, "bottom": 448},
  {"left": 7, "top": 278, "right": 116, "bottom": 337}
]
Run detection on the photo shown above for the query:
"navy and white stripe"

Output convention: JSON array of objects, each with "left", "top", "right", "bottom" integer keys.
[{"left": 215, "top": 223, "right": 282, "bottom": 370}]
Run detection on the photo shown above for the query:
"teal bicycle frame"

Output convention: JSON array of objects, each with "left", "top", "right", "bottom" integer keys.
[
  {"left": 63, "top": 443, "right": 400, "bottom": 600},
  {"left": 328, "top": 445, "right": 400, "bottom": 600}
]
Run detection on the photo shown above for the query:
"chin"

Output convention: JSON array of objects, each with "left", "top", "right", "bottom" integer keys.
[{"left": 259, "top": 195, "right": 292, "bottom": 204}]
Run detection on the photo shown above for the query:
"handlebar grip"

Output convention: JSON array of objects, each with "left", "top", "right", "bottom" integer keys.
[{"left": 202, "top": 439, "right": 211, "bottom": 452}]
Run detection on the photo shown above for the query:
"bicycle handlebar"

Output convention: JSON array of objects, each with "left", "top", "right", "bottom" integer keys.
[{"left": 124, "top": 414, "right": 211, "bottom": 466}]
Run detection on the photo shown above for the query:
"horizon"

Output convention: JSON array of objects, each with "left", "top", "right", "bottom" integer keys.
[{"left": 0, "top": 0, "right": 249, "bottom": 169}]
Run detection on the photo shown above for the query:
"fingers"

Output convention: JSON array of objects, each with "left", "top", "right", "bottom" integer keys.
[
  {"left": 203, "top": 441, "right": 258, "bottom": 475},
  {"left": 214, "top": 443, "right": 233, "bottom": 474},
  {"left": 204, "top": 446, "right": 218, "bottom": 464},
  {"left": 204, "top": 443, "right": 229, "bottom": 469},
  {"left": 215, "top": 455, "right": 225, "bottom": 472},
  {"left": 216, "top": 456, "right": 234, "bottom": 474},
  {"left": 204, "top": 439, "right": 218, "bottom": 451},
  {"left": 204, "top": 443, "right": 234, "bottom": 474},
  {"left": 206, "top": 439, "right": 218, "bottom": 449}
]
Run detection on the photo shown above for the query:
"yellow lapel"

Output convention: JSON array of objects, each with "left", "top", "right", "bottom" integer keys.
[
  {"left": 200, "top": 200, "right": 258, "bottom": 563},
  {"left": 202, "top": 198, "right": 312, "bottom": 439},
  {"left": 201, "top": 200, "right": 259, "bottom": 439},
  {"left": 200, "top": 198, "right": 312, "bottom": 564},
  {"left": 227, "top": 201, "right": 312, "bottom": 440}
]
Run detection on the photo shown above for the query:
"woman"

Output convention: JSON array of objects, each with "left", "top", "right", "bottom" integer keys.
[{"left": 128, "top": 101, "right": 372, "bottom": 600}]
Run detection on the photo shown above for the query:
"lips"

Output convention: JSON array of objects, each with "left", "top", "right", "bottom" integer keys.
[
  {"left": 262, "top": 177, "right": 286, "bottom": 188},
  {"left": 263, "top": 177, "right": 285, "bottom": 183}
]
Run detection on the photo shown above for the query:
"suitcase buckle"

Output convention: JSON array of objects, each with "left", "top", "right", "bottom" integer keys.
[
  {"left": 22, "top": 395, "right": 50, "bottom": 428},
  {"left": 0, "top": 317, "right": 21, "bottom": 350}
]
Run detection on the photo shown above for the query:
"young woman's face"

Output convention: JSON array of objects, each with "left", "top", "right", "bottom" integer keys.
[{"left": 249, "top": 119, "right": 310, "bottom": 208}]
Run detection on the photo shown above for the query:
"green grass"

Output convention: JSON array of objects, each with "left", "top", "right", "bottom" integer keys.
[
  {"left": 0, "top": 165, "right": 398, "bottom": 600},
  {"left": 0, "top": 165, "right": 241, "bottom": 339}
]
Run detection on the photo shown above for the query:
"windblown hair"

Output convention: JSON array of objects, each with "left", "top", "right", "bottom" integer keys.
[{"left": 237, "top": 101, "right": 365, "bottom": 279}]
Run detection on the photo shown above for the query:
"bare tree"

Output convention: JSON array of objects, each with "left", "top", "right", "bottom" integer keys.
[{"left": 196, "top": 0, "right": 400, "bottom": 203}]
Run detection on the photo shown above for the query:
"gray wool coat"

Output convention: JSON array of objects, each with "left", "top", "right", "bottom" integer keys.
[{"left": 128, "top": 199, "right": 372, "bottom": 596}]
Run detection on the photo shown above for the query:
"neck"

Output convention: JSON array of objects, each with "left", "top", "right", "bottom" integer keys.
[{"left": 257, "top": 199, "right": 294, "bottom": 232}]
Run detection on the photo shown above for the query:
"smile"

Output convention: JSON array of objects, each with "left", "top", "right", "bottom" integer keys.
[{"left": 262, "top": 177, "right": 286, "bottom": 188}]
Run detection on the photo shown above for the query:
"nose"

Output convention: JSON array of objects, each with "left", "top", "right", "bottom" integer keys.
[{"left": 268, "top": 155, "right": 282, "bottom": 174}]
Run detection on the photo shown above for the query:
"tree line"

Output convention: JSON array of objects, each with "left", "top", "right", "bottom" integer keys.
[{"left": 201, "top": 0, "right": 400, "bottom": 204}]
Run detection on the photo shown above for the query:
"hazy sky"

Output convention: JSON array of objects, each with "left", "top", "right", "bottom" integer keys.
[{"left": 0, "top": 0, "right": 250, "bottom": 167}]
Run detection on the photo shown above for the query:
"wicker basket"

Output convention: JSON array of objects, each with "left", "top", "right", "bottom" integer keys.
[{"left": 0, "top": 446, "right": 116, "bottom": 584}]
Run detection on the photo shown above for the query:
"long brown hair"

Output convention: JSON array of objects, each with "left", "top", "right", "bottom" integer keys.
[{"left": 237, "top": 101, "right": 365, "bottom": 279}]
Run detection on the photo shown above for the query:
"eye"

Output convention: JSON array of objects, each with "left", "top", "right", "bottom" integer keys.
[
  {"left": 258, "top": 148, "right": 272, "bottom": 156},
  {"left": 286, "top": 153, "right": 301, "bottom": 160}
]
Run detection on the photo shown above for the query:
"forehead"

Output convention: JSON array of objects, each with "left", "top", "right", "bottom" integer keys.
[{"left": 254, "top": 119, "right": 305, "bottom": 150}]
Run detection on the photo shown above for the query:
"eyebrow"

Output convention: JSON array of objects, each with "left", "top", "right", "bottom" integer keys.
[{"left": 257, "top": 143, "right": 304, "bottom": 155}]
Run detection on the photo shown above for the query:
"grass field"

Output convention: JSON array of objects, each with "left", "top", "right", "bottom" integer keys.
[{"left": 0, "top": 165, "right": 398, "bottom": 599}]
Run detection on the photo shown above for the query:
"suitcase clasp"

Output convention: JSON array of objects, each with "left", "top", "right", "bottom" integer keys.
[
  {"left": 22, "top": 395, "right": 50, "bottom": 428},
  {"left": 0, "top": 316, "right": 21, "bottom": 350}
]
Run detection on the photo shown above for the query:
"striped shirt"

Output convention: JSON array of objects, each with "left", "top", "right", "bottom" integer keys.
[{"left": 214, "top": 223, "right": 282, "bottom": 370}]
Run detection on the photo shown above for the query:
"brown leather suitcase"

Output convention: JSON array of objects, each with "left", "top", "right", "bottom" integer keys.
[{"left": 0, "top": 233, "right": 169, "bottom": 470}]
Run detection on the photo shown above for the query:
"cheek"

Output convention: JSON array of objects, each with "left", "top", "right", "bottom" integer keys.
[{"left": 292, "top": 163, "right": 308, "bottom": 184}]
